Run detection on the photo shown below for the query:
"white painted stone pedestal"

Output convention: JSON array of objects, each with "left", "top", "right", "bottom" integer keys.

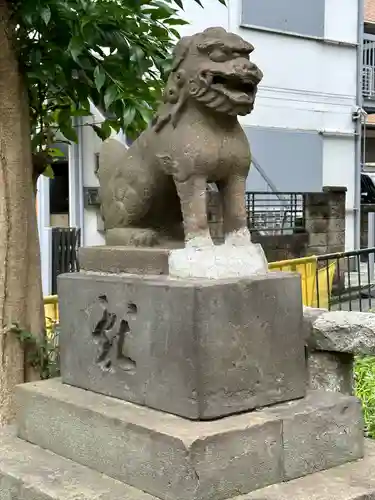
[{"left": 168, "top": 242, "right": 268, "bottom": 279}]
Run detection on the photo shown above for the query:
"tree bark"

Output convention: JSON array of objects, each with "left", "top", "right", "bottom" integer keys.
[{"left": 0, "top": 0, "right": 44, "bottom": 424}]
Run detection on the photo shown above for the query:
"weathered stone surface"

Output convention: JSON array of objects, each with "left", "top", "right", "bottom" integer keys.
[
  {"left": 303, "top": 306, "right": 326, "bottom": 341},
  {"left": 98, "top": 28, "right": 263, "bottom": 248},
  {"left": 262, "top": 390, "right": 363, "bottom": 481},
  {"left": 246, "top": 440, "right": 375, "bottom": 500},
  {"left": 307, "top": 309, "right": 375, "bottom": 354},
  {"left": 16, "top": 379, "right": 284, "bottom": 500},
  {"left": 0, "top": 425, "right": 373, "bottom": 500},
  {"left": 168, "top": 242, "right": 268, "bottom": 279},
  {"left": 79, "top": 246, "right": 171, "bottom": 275},
  {"left": 0, "top": 426, "right": 157, "bottom": 500},
  {"left": 16, "top": 380, "right": 363, "bottom": 500},
  {"left": 58, "top": 271, "right": 306, "bottom": 419},
  {"left": 308, "top": 350, "right": 354, "bottom": 395}
]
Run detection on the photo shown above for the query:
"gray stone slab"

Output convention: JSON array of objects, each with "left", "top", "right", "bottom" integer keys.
[
  {"left": 308, "top": 350, "right": 354, "bottom": 395},
  {"left": 0, "top": 426, "right": 156, "bottom": 500},
  {"left": 245, "top": 441, "right": 375, "bottom": 500},
  {"left": 306, "top": 310, "right": 375, "bottom": 355},
  {"left": 16, "top": 379, "right": 284, "bottom": 500},
  {"left": 262, "top": 390, "right": 364, "bottom": 481},
  {"left": 57, "top": 271, "right": 306, "bottom": 419},
  {"left": 16, "top": 381, "right": 364, "bottom": 500},
  {"left": 79, "top": 246, "right": 172, "bottom": 275},
  {"left": 0, "top": 427, "right": 373, "bottom": 500}
]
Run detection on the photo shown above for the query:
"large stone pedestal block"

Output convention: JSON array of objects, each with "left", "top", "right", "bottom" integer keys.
[
  {"left": 16, "top": 380, "right": 364, "bottom": 500},
  {"left": 58, "top": 271, "right": 306, "bottom": 420}
]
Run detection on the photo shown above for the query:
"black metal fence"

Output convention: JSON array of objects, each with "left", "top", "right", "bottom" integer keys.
[
  {"left": 315, "top": 247, "right": 375, "bottom": 312},
  {"left": 245, "top": 192, "right": 306, "bottom": 234},
  {"left": 51, "top": 227, "right": 81, "bottom": 294}
]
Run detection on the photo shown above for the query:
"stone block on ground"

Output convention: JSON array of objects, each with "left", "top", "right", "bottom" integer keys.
[
  {"left": 308, "top": 350, "right": 354, "bottom": 395},
  {"left": 58, "top": 271, "right": 306, "bottom": 420},
  {"left": 16, "top": 380, "right": 364, "bottom": 500}
]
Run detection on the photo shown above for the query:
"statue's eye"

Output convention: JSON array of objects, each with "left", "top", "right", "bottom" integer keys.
[{"left": 209, "top": 49, "right": 229, "bottom": 62}]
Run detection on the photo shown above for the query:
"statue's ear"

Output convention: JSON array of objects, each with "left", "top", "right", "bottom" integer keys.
[{"left": 171, "top": 36, "right": 193, "bottom": 71}]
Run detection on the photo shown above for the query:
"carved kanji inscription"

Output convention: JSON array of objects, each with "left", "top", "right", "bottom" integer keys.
[{"left": 91, "top": 295, "right": 136, "bottom": 373}]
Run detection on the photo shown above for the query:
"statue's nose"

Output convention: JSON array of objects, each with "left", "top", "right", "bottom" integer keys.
[
  {"left": 235, "top": 60, "right": 252, "bottom": 73},
  {"left": 235, "top": 60, "right": 263, "bottom": 82}
]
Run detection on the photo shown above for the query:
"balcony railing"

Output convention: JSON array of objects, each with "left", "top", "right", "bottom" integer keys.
[{"left": 363, "top": 34, "right": 375, "bottom": 101}]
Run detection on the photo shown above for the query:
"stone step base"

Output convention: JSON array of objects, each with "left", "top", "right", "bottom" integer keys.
[
  {"left": 0, "top": 427, "right": 155, "bottom": 500},
  {"left": 247, "top": 440, "right": 375, "bottom": 499},
  {"left": 1, "top": 426, "right": 375, "bottom": 500},
  {"left": 15, "top": 379, "right": 364, "bottom": 500}
]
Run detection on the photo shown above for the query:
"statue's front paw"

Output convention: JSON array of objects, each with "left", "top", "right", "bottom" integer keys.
[
  {"left": 128, "top": 229, "right": 160, "bottom": 247},
  {"left": 185, "top": 234, "right": 214, "bottom": 249},
  {"left": 225, "top": 227, "right": 252, "bottom": 246}
]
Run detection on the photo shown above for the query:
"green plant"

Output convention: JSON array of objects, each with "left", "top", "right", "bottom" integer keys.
[
  {"left": 13, "top": 0, "right": 224, "bottom": 173},
  {"left": 355, "top": 355, "right": 375, "bottom": 438},
  {"left": 11, "top": 323, "right": 60, "bottom": 380}
]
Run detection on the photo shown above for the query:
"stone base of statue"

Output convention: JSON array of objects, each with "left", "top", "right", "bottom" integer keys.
[{"left": 2, "top": 245, "right": 374, "bottom": 500}]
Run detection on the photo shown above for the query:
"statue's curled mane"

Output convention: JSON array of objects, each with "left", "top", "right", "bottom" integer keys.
[{"left": 153, "top": 35, "right": 194, "bottom": 132}]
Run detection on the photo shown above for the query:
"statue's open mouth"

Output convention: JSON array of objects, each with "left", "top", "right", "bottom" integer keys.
[{"left": 210, "top": 74, "right": 256, "bottom": 104}]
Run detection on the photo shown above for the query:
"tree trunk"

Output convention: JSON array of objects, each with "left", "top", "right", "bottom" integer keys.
[{"left": 0, "top": 1, "right": 44, "bottom": 424}]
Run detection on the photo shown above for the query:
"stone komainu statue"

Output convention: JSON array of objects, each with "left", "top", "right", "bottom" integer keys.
[{"left": 98, "top": 27, "right": 263, "bottom": 248}]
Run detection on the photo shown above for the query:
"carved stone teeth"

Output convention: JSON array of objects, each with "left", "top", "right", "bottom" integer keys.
[
  {"left": 197, "top": 90, "right": 218, "bottom": 104},
  {"left": 195, "top": 86, "right": 209, "bottom": 98},
  {"left": 216, "top": 102, "right": 232, "bottom": 113},
  {"left": 206, "top": 94, "right": 227, "bottom": 109}
]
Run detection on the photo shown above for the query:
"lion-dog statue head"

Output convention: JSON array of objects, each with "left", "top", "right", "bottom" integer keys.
[{"left": 154, "top": 27, "right": 263, "bottom": 131}]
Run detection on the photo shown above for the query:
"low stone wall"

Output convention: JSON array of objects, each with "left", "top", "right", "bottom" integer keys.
[
  {"left": 304, "top": 307, "right": 375, "bottom": 395},
  {"left": 305, "top": 186, "right": 346, "bottom": 256},
  {"left": 208, "top": 186, "right": 346, "bottom": 263}
]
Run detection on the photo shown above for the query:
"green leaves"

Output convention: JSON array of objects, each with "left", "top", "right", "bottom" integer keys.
[
  {"left": 91, "top": 122, "right": 112, "bottom": 141},
  {"left": 104, "top": 85, "right": 119, "bottom": 109},
  {"left": 41, "top": 6, "right": 51, "bottom": 24},
  {"left": 94, "top": 66, "right": 106, "bottom": 92},
  {"left": 68, "top": 35, "right": 84, "bottom": 61},
  {"left": 12, "top": 0, "right": 225, "bottom": 150}
]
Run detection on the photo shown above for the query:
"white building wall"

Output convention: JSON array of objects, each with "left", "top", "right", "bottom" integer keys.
[
  {"left": 227, "top": 0, "right": 359, "bottom": 250},
  {"left": 80, "top": 112, "right": 105, "bottom": 247}
]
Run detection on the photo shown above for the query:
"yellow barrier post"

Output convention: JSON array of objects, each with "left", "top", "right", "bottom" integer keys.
[
  {"left": 44, "top": 295, "right": 59, "bottom": 338},
  {"left": 269, "top": 256, "right": 336, "bottom": 308}
]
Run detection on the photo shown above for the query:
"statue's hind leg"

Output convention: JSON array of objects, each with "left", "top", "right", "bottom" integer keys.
[{"left": 105, "top": 228, "right": 160, "bottom": 247}]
